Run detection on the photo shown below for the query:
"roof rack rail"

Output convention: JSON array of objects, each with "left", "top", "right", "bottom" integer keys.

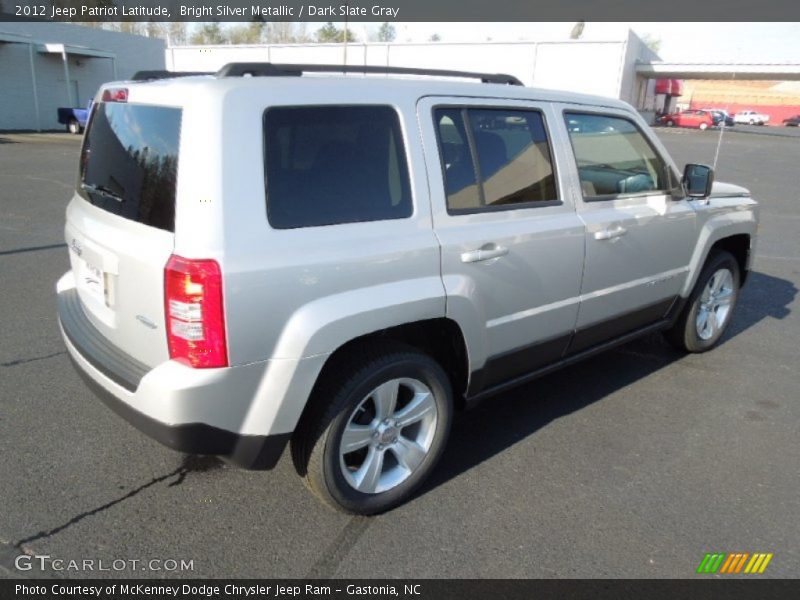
[
  {"left": 131, "top": 70, "right": 212, "bottom": 81},
  {"left": 215, "top": 62, "right": 523, "bottom": 86}
]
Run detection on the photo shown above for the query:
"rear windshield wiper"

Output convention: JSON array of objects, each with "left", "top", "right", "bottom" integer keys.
[{"left": 81, "top": 182, "right": 124, "bottom": 203}]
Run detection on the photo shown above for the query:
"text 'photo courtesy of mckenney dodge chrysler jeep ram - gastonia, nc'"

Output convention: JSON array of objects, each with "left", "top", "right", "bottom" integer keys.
[{"left": 57, "top": 63, "right": 758, "bottom": 514}]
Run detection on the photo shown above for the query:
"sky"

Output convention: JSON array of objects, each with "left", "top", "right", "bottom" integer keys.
[{"left": 331, "top": 22, "right": 800, "bottom": 63}]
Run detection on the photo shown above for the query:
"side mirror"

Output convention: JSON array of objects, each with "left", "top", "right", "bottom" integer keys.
[{"left": 683, "top": 163, "right": 714, "bottom": 198}]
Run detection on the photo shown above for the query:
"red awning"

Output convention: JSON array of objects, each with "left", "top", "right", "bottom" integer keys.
[{"left": 655, "top": 78, "right": 684, "bottom": 96}]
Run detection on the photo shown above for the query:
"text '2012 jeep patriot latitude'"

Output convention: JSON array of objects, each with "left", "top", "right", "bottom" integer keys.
[{"left": 57, "top": 63, "right": 758, "bottom": 514}]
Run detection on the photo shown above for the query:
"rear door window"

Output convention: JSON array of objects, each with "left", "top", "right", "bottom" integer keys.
[
  {"left": 434, "top": 107, "right": 559, "bottom": 213},
  {"left": 264, "top": 105, "right": 412, "bottom": 229},
  {"left": 434, "top": 108, "right": 481, "bottom": 211},
  {"left": 79, "top": 103, "right": 182, "bottom": 232}
]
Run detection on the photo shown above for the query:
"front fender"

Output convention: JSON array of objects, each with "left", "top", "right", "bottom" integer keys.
[{"left": 681, "top": 198, "right": 758, "bottom": 297}]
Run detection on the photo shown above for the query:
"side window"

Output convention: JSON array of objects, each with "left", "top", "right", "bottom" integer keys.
[
  {"left": 435, "top": 108, "right": 480, "bottom": 211},
  {"left": 564, "top": 112, "right": 674, "bottom": 200},
  {"left": 434, "top": 107, "right": 559, "bottom": 213},
  {"left": 264, "top": 105, "right": 412, "bottom": 229}
]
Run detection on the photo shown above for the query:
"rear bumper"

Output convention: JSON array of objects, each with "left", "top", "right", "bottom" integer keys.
[
  {"left": 57, "top": 276, "right": 291, "bottom": 470},
  {"left": 67, "top": 352, "right": 290, "bottom": 469}
]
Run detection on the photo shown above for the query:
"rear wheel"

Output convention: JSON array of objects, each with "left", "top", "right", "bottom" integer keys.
[
  {"left": 664, "top": 250, "right": 740, "bottom": 352},
  {"left": 295, "top": 344, "right": 453, "bottom": 514},
  {"left": 67, "top": 119, "right": 81, "bottom": 134},
  {"left": 699, "top": 122, "right": 708, "bottom": 130}
]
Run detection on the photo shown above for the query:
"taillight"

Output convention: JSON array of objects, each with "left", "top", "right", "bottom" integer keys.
[
  {"left": 164, "top": 255, "right": 228, "bottom": 368},
  {"left": 101, "top": 88, "right": 128, "bottom": 102}
]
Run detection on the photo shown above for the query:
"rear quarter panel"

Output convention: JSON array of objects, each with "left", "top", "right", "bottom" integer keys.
[{"left": 181, "top": 81, "right": 446, "bottom": 366}]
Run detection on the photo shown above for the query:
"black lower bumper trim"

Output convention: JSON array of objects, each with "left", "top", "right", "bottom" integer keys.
[
  {"left": 58, "top": 287, "right": 148, "bottom": 392},
  {"left": 68, "top": 354, "right": 290, "bottom": 470}
]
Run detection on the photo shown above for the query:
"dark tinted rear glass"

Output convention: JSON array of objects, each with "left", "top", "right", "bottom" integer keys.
[
  {"left": 264, "top": 106, "right": 412, "bottom": 229},
  {"left": 435, "top": 107, "right": 558, "bottom": 213},
  {"left": 468, "top": 108, "right": 558, "bottom": 207},
  {"left": 79, "top": 103, "right": 182, "bottom": 232}
]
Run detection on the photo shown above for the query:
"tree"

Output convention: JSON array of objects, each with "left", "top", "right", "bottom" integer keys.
[
  {"left": 315, "top": 22, "right": 339, "bottom": 42},
  {"left": 569, "top": 21, "right": 585, "bottom": 40},
  {"left": 377, "top": 22, "right": 396, "bottom": 42},
  {"left": 315, "top": 22, "right": 357, "bottom": 43},
  {"left": 267, "top": 23, "right": 312, "bottom": 43},
  {"left": 118, "top": 22, "right": 146, "bottom": 36},
  {"left": 190, "top": 23, "right": 227, "bottom": 45},
  {"left": 166, "top": 22, "right": 188, "bottom": 46},
  {"left": 228, "top": 22, "right": 266, "bottom": 45},
  {"left": 640, "top": 33, "right": 662, "bottom": 54},
  {"left": 68, "top": 20, "right": 185, "bottom": 45},
  {"left": 145, "top": 22, "right": 170, "bottom": 40}
]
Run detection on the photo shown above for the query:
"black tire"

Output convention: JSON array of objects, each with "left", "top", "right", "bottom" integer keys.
[
  {"left": 293, "top": 343, "right": 453, "bottom": 515},
  {"left": 67, "top": 119, "right": 81, "bottom": 134},
  {"left": 664, "top": 250, "right": 740, "bottom": 353}
]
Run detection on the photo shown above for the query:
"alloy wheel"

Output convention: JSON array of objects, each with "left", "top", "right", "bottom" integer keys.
[
  {"left": 696, "top": 268, "right": 735, "bottom": 341},
  {"left": 339, "top": 377, "right": 438, "bottom": 494}
]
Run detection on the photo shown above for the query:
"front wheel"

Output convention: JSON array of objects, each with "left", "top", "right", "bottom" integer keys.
[
  {"left": 295, "top": 345, "right": 453, "bottom": 514},
  {"left": 67, "top": 119, "right": 81, "bottom": 135},
  {"left": 699, "top": 122, "right": 708, "bottom": 130},
  {"left": 664, "top": 250, "right": 740, "bottom": 352},
  {"left": 666, "top": 120, "right": 675, "bottom": 127}
]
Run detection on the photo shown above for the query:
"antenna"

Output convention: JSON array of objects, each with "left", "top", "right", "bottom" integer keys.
[{"left": 713, "top": 70, "right": 735, "bottom": 170}]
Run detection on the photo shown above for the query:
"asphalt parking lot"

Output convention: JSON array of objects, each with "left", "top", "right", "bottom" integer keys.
[
  {"left": 727, "top": 123, "right": 800, "bottom": 137},
  {"left": 1, "top": 127, "right": 798, "bottom": 579},
  {"left": 654, "top": 122, "right": 800, "bottom": 139}
]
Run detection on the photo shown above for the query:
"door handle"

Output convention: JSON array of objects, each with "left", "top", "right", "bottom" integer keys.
[
  {"left": 594, "top": 226, "right": 628, "bottom": 241},
  {"left": 461, "top": 244, "right": 509, "bottom": 263}
]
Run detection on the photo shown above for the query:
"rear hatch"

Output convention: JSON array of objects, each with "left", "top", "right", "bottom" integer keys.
[{"left": 65, "top": 98, "right": 182, "bottom": 368}]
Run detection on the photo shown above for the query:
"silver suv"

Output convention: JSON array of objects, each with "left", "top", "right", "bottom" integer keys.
[{"left": 57, "top": 63, "right": 758, "bottom": 514}]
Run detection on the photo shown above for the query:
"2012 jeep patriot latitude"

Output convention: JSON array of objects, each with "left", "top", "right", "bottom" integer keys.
[{"left": 57, "top": 63, "right": 758, "bottom": 514}]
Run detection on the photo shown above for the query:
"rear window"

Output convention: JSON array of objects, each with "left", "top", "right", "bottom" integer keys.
[
  {"left": 264, "top": 105, "right": 412, "bottom": 229},
  {"left": 79, "top": 102, "right": 182, "bottom": 232}
]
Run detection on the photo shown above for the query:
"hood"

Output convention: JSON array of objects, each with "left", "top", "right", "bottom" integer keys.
[{"left": 710, "top": 181, "right": 750, "bottom": 198}]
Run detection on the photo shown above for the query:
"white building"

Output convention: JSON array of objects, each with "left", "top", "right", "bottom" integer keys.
[
  {"left": 168, "top": 29, "right": 660, "bottom": 111},
  {"left": 0, "top": 22, "right": 164, "bottom": 131}
]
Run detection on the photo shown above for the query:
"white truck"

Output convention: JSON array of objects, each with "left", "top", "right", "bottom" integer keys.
[{"left": 734, "top": 110, "right": 770, "bottom": 125}]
